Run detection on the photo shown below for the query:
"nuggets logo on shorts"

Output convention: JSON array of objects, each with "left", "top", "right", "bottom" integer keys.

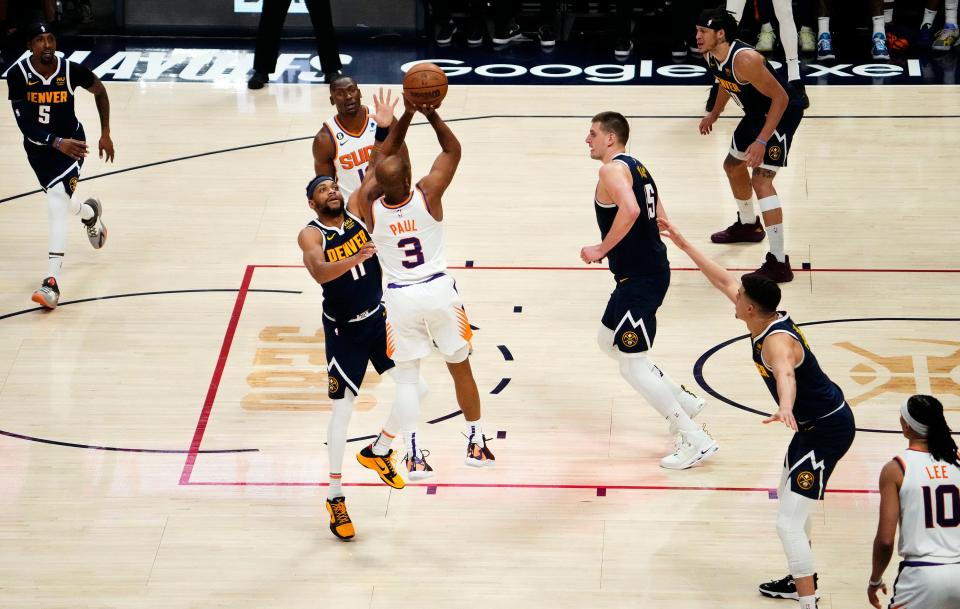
[
  {"left": 328, "top": 376, "right": 339, "bottom": 394},
  {"left": 68, "top": 177, "right": 78, "bottom": 193},
  {"left": 796, "top": 471, "right": 815, "bottom": 491},
  {"left": 621, "top": 331, "right": 639, "bottom": 348},
  {"left": 768, "top": 145, "right": 783, "bottom": 161}
]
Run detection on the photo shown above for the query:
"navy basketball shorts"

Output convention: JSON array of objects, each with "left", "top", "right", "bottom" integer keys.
[
  {"left": 783, "top": 404, "right": 856, "bottom": 500},
  {"left": 24, "top": 123, "right": 85, "bottom": 193},
  {"left": 730, "top": 106, "right": 803, "bottom": 171},
  {"left": 600, "top": 272, "right": 670, "bottom": 355},
  {"left": 323, "top": 307, "right": 395, "bottom": 400}
]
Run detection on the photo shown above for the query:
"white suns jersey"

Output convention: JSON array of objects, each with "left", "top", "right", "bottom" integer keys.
[
  {"left": 371, "top": 186, "right": 447, "bottom": 284},
  {"left": 896, "top": 449, "right": 960, "bottom": 562},
  {"left": 324, "top": 106, "right": 376, "bottom": 198}
]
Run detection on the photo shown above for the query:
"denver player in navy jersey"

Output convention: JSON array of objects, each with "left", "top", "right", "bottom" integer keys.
[
  {"left": 696, "top": 8, "right": 805, "bottom": 283},
  {"left": 6, "top": 23, "right": 113, "bottom": 309},
  {"left": 298, "top": 91, "right": 427, "bottom": 540},
  {"left": 658, "top": 216, "right": 856, "bottom": 609},
  {"left": 581, "top": 112, "right": 718, "bottom": 470}
]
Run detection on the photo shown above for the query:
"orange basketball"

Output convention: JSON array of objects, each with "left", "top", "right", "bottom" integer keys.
[{"left": 403, "top": 62, "right": 448, "bottom": 106}]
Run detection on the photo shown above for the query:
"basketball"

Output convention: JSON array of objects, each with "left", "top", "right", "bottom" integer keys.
[{"left": 403, "top": 62, "right": 448, "bottom": 106}]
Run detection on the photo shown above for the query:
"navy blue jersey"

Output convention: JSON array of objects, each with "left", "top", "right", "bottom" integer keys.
[
  {"left": 706, "top": 40, "right": 804, "bottom": 118},
  {"left": 307, "top": 211, "right": 383, "bottom": 321},
  {"left": 594, "top": 154, "right": 669, "bottom": 277},
  {"left": 6, "top": 56, "right": 94, "bottom": 145},
  {"left": 752, "top": 313, "right": 846, "bottom": 423}
]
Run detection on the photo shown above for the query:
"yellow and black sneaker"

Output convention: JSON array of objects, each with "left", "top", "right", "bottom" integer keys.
[
  {"left": 356, "top": 445, "right": 405, "bottom": 489},
  {"left": 465, "top": 438, "right": 495, "bottom": 467},
  {"left": 325, "top": 496, "right": 355, "bottom": 541}
]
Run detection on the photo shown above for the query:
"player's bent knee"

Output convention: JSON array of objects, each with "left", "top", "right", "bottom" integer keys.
[
  {"left": 443, "top": 344, "right": 471, "bottom": 364},
  {"left": 723, "top": 154, "right": 745, "bottom": 173},
  {"left": 389, "top": 361, "right": 420, "bottom": 384},
  {"left": 597, "top": 327, "right": 618, "bottom": 359}
]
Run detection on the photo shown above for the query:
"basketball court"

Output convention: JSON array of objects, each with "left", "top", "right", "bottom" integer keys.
[{"left": 2, "top": 60, "right": 959, "bottom": 608}]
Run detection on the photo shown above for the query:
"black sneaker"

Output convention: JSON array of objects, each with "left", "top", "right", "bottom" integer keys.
[
  {"left": 672, "top": 39, "right": 689, "bottom": 58},
  {"left": 492, "top": 22, "right": 522, "bottom": 45},
  {"left": 789, "top": 80, "right": 810, "bottom": 110},
  {"left": 467, "top": 20, "right": 484, "bottom": 45},
  {"left": 247, "top": 70, "right": 268, "bottom": 90},
  {"left": 752, "top": 252, "right": 794, "bottom": 284},
  {"left": 538, "top": 24, "right": 556, "bottom": 48},
  {"left": 706, "top": 81, "right": 719, "bottom": 112},
  {"left": 758, "top": 573, "right": 819, "bottom": 600},
  {"left": 436, "top": 20, "right": 457, "bottom": 45},
  {"left": 614, "top": 38, "right": 634, "bottom": 58},
  {"left": 710, "top": 213, "right": 766, "bottom": 243}
]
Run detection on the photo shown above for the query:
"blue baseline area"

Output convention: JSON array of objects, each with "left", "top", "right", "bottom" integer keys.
[{"left": 2, "top": 35, "right": 959, "bottom": 86}]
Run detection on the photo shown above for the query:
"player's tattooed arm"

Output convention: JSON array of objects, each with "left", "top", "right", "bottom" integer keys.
[
  {"left": 312, "top": 125, "right": 336, "bottom": 177},
  {"left": 84, "top": 77, "right": 114, "bottom": 162}
]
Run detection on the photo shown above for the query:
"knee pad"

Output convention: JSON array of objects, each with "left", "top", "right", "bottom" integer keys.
[
  {"left": 442, "top": 344, "right": 470, "bottom": 364},
  {"left": 776, "top": 492, "right": 816, "bottom": 578},
  {"left": 389, "top": 361, "right": 420, "bottom": 384},
  {"left": 597, "top": 327, "right": 618, "bottom": 360}
]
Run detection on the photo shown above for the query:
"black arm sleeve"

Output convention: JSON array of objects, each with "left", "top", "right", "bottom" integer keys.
[
  {"left": 11, "top": 100, "right": 55, "bottom": 145},
  {"left": 70, "top": 61, "right": 96, "bottom": 89}
]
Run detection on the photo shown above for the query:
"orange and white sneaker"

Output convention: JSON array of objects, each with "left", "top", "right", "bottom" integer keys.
[
  {"left": 403, "top": 449, "right": 434, "bottom": 480},
  {"left": 325, "top": 496, "right": 355, "bottom": 540},
  {"left": 465, "top": 438, "right": 495, "bottom": 467},
  {"left": 356, "top": 444, "right": 405, "bottom": 489},
  {"left": 31, "top": 276, "right": 60, "bottom": 309}
]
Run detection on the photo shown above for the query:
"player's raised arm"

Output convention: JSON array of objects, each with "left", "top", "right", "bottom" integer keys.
[
  {"left": 657, "top": 216, "right": 740, "bottom": 303},
  {"left": 312, "top": 125, "right": 336, "bottom": 177},
  {"left": 297, "top": 226, "right": 375, "bottom": 284},
  {"left": 416, "top": 103, "right": 461, "bottom": 209}
]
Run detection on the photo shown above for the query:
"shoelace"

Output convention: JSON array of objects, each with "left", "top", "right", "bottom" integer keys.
[
  {"left": 405, "top": 449, "right": 431, "bottom": 471},
  {"left": 330, "top": 501, "right": 350, "bottom": 524},
  {"left": 86, "top": 223, "right": 99, "bottom": 238}
]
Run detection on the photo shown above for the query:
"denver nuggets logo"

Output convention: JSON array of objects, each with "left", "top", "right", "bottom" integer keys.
[
  {"left": 621, "top": 331, "right": 639, "bottom": 348},
  {"left": 328, "top": 376, "right": 339, "bottom": 394},
  {"left": 796, "top": 471, "right": 815, "bottom": 491},
  {"left": 768, "top": 146, "right": 783, "bottom": 161},
  {"left": 68, "top": 177, "right": 78, "bottom": 193}
]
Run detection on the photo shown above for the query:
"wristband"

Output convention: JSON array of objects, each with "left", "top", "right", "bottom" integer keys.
[
  {"left": 868, "top": 578, "right": 884, "bottom": 587},
  {"left": 53, "top": 137, "right": 62, "bottom": 149},
  {"left": 374, "top": 125, "right": 390, "bottom": 141},
  {"left": 755, "top": 137, "right": 768, "bottom": 146}
]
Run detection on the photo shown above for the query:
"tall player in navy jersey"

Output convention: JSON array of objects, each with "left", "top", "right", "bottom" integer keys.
[
  {"left": 581, "top": 112, "right": 718, "bottom": 470},
  {"left": 658, "top": 216, "right": 856, "bottom": 609},
  {"left": 6, "top": 23, "right": 113, "bottom": 309},
  {"left": 696, "top": 8, "right": 805, "bottom": 284}
]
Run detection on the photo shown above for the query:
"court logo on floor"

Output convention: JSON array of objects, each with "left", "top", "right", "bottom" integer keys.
[{"left": 836, "top": 339, "right": 960, "bottom": 405}]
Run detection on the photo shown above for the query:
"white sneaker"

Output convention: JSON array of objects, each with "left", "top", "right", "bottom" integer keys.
[
  {"left": 660, "top": 428, "right": 718, "bottom": 470},
  {"left": 756, "top": 25, "right": 776, "bottom": 52},
  {"left": 799, "top": 27, "right": 816, "bottom": 53},
  {"left": 82, "top": 198, "right": 107, "bottom": 249}
]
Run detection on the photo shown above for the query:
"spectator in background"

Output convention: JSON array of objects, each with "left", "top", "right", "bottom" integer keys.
[
  {"left": 817, "top": 0, "right": 890, "bottom": 62},
  {"left": 727, "top": 0, "right": 807, "bottom": 104},
  {"left": 491, "top": 0, "right": 558, "bottom": 48},
  {"left": 932, "top": 0, "right": 958, "bottom": 51},
  {"left": 669, "top": 0, "right": 705, "bottom": 58},
  {"left": 613, "top": 0, "right": 635, "bottom": 57},
  {"left": 247, "top": 0, "right": 342, "bottom": 90}
]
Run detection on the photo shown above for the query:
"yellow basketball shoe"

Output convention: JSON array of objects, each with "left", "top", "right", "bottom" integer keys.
[
  {"left": 357, "top": 445, "right": 405, "bottom": 489},
  {"left": 325, "top": 496, "right": 355, "bottom": 540}
]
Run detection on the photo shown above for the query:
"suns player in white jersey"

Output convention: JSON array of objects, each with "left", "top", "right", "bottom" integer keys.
[
  {"left": 355, "top": 93, "right": 495, "bottom": 477},
  {"left": 313, "top": 75, "right": 409, "bottom": 199},
  {"left": 869, "top": 394, "right": 960, "bottom": 609}
]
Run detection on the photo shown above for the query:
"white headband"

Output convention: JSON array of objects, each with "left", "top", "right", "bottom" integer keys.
[{"left": 901, "top": 399, "right": 929, "bottom": 437}]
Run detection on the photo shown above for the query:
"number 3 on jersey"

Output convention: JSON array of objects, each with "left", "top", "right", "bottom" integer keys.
[{"left": 397, "top": 237, "right": 424, "bottom": 268}]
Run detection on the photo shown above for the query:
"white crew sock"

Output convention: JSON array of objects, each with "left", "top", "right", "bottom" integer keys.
[
  {"left": 767, "top": 223, "right": 785, "bottom": 262},
  {"left": 466, "top": 420, "right": 484, "bottom": 445},
  {"left": 818, "top": 17, "right": 830, "bottom": 37},
  {"left": 948, "top": 0, "right": 959, "bottom": 25},
  {"left": 872, "top": 15, "right": 885, "bottom": 36},
  {"left": 771, "top": 0, "right": 800, "bottom": 81},
  {"left": 737, "top": 198, "right": 758, "bottom": 223},
  {"left": 923, "top": 8, "right": 937, "bottom": 27}
]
